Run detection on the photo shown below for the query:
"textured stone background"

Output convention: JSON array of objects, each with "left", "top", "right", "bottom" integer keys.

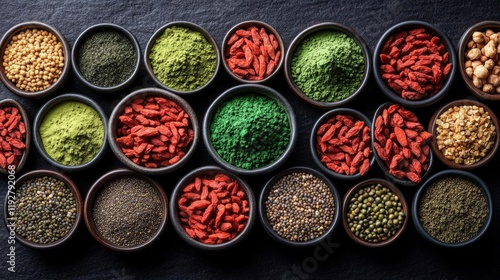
[{"left": 1, "top": 0, "right": 500, "bottom": 279}]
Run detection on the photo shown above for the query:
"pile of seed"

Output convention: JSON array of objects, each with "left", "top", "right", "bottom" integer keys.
[
  {"left": 265, "top": 171, "right": 335, "bottom": 242},
  {"left": 93, "top": 176, "right": 163, "bottom": 247},
  {"left": 15, "top": 176, "right": 77, "bottom": 244},
  {"left": 346, "top": 183, "right": 405, "bottom": 243},
  {"left": 418, "top": 177, "right": 488, "bottom": 244}
]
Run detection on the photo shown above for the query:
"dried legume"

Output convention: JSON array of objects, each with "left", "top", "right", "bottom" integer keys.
[{"left": 0, "top": 106, "right": 27, "bottom": 170}]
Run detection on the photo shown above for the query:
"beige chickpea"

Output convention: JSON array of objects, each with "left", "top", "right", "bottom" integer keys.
[
  {"left": 488, "top": 74, "right": 500, "bottom": 86},
  {"left": 473, "top": 76, "right": 483, "bottom": 88},
  {"left": 472, "top": 31, "right": 485, "bottom": 43},
  {"left": 484, "top": 40, "right": 497, "bottom": 58},
  {"left": 496, "top": 86, "right": 500, "bottom": 94},
  {"left": 485, "top": 59, "right": 495, "bottom": 70},
  {"left": 485, "top": 29, "right": 495, "bottom": 37},
  {"left": 467, "top": 39, "right": 476, "bottom": 49},
  {"left": 467, "top": 48, "right": 482, "bottom": 60},
  {"left": 483, "top": 83, "right": 495, "bottom": 93},
  {"left": 465, "top": 67, "right": 474, "bottom": 78},
  {"left": 493, "top": 66, "right": 500, "bottom": 75},
  {"left": 474, "top": 65, "right": 489, "bottom": 79}
]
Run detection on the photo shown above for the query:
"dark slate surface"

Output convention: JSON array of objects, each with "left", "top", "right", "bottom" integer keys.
[{"left": 1, "top": 0, "right": 500, "bottom": 279}]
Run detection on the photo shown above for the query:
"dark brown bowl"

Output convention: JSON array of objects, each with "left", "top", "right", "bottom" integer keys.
[
  {"left": 428, "top": 99, "right": 499, "bottom": 170},
  {"left": 342, "top": 178, "right": 408, "bottom": 247},
  {"left": 0, "top": 99, "right": 30, "bottom": 175},
  {"left": 3, "top": 170, "right": 83, "bottom": 249},
  {"left": 0, "top": 21, "right": 71, "bottom": 99},
  {"left": 84, "top": 168, "right": 169, "bottom": 252}
]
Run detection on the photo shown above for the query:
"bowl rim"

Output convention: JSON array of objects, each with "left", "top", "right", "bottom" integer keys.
[
  {"left": 284, "top": 22, "right": 371, "bottom": 108},
  {"left": 108, "top": 87, "right": 199, "bottom": 175},
  {"left": 0, "top": 21, "right": 71, "bottom": 100},
  {"left": 428, "top": 98, "right": 499, "bottom": 170},
  {"left": 71, "top": 22, "right": 141, "bottom": 94},
  {"left": 3, "top": 169, "right": 83, "bottom": 249},
  {"left": 221, "top": 20, "right": 285, "bottom": 83},
  {"left": 33, "top": 93, "right": 108, "bottom": 171},
  {"left": 0, "top": 99, "right": 31, "bottom": 175},
  {"left": 411, "top": 169, "right": 493, "bottom": 248},
  {"left": 309, "top": 107, "right": 376, "bottom": 180},
  {"left": 342, "top": 178, "right": 408, "bottom": 247},
  {"left": 372, "top": 20, "right": 458, "bottom": 108},
  {"left": 169, "top": 165, "right": 256, "bottom": 250},
  {"left": 202, "top": 83, "right": 297, "bottom": 175},
  {"left": 457, "top": 20, "right": 500, "bottom": 101},
  {"left": 83, "top": 168, "right": 169, "bottom": 252},
  {"left": 258, "top": 166, "right": 342, "bottom": 247},
  {"left": 144, "top": 20, "right": 220, "bottom": 95}
]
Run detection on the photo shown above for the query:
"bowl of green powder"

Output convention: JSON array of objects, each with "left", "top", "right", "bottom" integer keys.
[
  {"left": 285, "top": 22, "right": 371, "bottom": 108},
  {"left": 412, "top": 169, "right": 493, "bottom": 248},
  {"left": 145, "top": 21, "right": 220, "bottom": 95},
  {"left": 203, "top": 84, "right": 297, "bottom": 175},
  {"left": 34, "top": 93, "right": 108, "bottom": 171},
  {"left": 72, "top": 23, "right": 141, "bottom": 94}
]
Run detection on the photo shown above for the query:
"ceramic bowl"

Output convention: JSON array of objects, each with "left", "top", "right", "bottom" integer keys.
[
  {"left": 428, "top": 99, "right": 499, "bottom": 170},
  {"left": 72, "top": 23, "right": 141, "bottom": 94},
  {"left": 373, "top": 20, "right": 457, "bottom": 108},
  {"left": 169, "top": 165, "right": 256, "bottom": 251},
  {"left": 3, "top": 169, "right": 83, "bottom": 249},
  {"left": 458, "top": 21, "right": 500, "bottom": 101},
  {"left": 221, "top": 20, "right": 284, "bottom": 83},
  {"left": 0, "top": 21, "right": 71, "bottom": 99},
  {"left": 310, "top": 108, "right": 375, "bottom": 180},
  {"left": 108, "top": 87, "right": 199, "bottom": 175},
  {"left": 259, "top": 166, "right": 341, "bottom": 247},
  {"left": 33, "top": 93, "right": 108, "bottom": 171},
  {"left": 342, "top": 178, "right": 408, "bottom": 247},
  {"left": 284, "top": 22, "right": 371, "bottom": 108},
  {"left": 412, "top": 169, "right": 493, "bottom": 248},
  {"left": 84, "top": 168, "right": 169, "bottom": 252},
  {"left": 144, "top": 21, "right": 220, "bottom": 95},
  {"left": 0, "top": 99, "right": 30, "bottom": 175},
  {"left": 203, "top": 84, "right": 297, "bottom": 176}
]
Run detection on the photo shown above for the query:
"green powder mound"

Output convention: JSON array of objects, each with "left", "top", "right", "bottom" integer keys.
[
  {"left": 149, "top": 26, "right": 217, "bottom": 92},
  {"left": 291, "top": 30, "right": 365, "bottom": 102},
  {"left": 210, "top": 93, "right": 291, "bottom": 170},
  {"left": 40, "top": 101, "right": 105, "bottom": 166}
]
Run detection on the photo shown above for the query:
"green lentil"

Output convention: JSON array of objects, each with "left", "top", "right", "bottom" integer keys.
[
  {"left": 93, "top": 176, "right": 163, "bottom": 247},
  {"left": 418, "top": 177, "right": 488, "bottom": 244},
  {"left": 291, "top": 30, "right": 365, "bottom": 102},
  {"left": 209, "top": 93, "right": 290, "bottom": 170},
  {"left": 347, "top": 184, "right": 405, "bottom": 243},
  {"left": 78, "top": 30, "right": 137, "bottom": 87},
  {"left": 149, "top": 26, "right": 217, "bottom": 91},
  {"left": 265, "top": 171, "right": 335, "bottom": 242},
  {"left": 14, "top": 176, "right": 77, "bottom": 244}
]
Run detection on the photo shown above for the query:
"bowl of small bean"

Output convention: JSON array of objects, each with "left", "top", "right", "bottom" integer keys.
[
  {"left": 84, "top": 168, "right": 168, "bottom": 252},
  {"left": 342, "top": 178, "right": 408, "bottom": 247},
  {"left": 284, "top": 22, "right": 371, "bottom": 108},
  {"left": 412, "top": 169, "right": 493, "bottom": 248},
  {"left": 0, "top": 99, "right": 30, "bottom": 175},
  {"left": 108, "top": 87, "right": 199, "bottom": 175},
  {"left": 169, "top": 166, "right": 256, "bottom": 251},
  {"left": 3, "top": 170, "right": 83, "bottom": 249},
  {"left": 310, "top": 108, "right": 375, "bottom": 180},
  {"left": 373, "top": 20, "right": 457, "bottom": 108},
  {"left": 72, "top": 23, "right": 141, "bottom": 94},
  {"left": 259, "top": 167, "right": 341, "bottom": 247},
  {"left": 0, "top": 21, "right": 71, "bottom": 99},
  {"left": 144, "top": 21, "right": 220, "bottom": 95},
  {"left": 428, "top": 99, "right": 499, "bottom": 170}
]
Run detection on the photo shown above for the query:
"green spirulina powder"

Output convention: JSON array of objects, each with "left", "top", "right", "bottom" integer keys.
[
  {"left": 291, "top": 30, "right": 365, "bottom": 102},
  {"left": 149, "top": 26, "right": 217, "bottom": 91},
  {"left": 210, "top": 93, "right": 290, "bottom": 170},
  {"left": 78, "top": 30, "right": 137, "bottom": 87}
]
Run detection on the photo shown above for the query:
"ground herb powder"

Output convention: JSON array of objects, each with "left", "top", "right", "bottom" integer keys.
[
  {"left": 149, "top": 26, "right": 217, "bottom": 91},
  {"left": 40, "top": 101, "right": 104, "bottom": 166},
  {"left": 210, "top": 93, "right": 290, "bottom": 170},
  {"left": 291, "top": 30, "right": 365, "bottom": 102}
]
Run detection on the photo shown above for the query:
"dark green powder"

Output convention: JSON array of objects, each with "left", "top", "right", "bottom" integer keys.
[
  {"left": 210, "top": 93, "right": 290, "bottom": 170},
  {"left": 78, "top": 30, "right": 137, "bottom": 87},
  {"left": 291, "top": 30, "right": 365, "bottom": 102}
]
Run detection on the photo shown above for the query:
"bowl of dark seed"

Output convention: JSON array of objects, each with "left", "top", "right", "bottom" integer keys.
[
  {"left": 342, "top": 178, "right": 408, "bottom": 247},
  {"left": 258, "top": 167, "right": 341, "bottom": 247},
  {"left": 83, "top": 168, "right": 168, "bottom": 252},
  {"left": 412, "top": 169, "right": 493, "bottom": 248},
  {"left": 3, "top": 170, "right": 82, "bottom": 249}
]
